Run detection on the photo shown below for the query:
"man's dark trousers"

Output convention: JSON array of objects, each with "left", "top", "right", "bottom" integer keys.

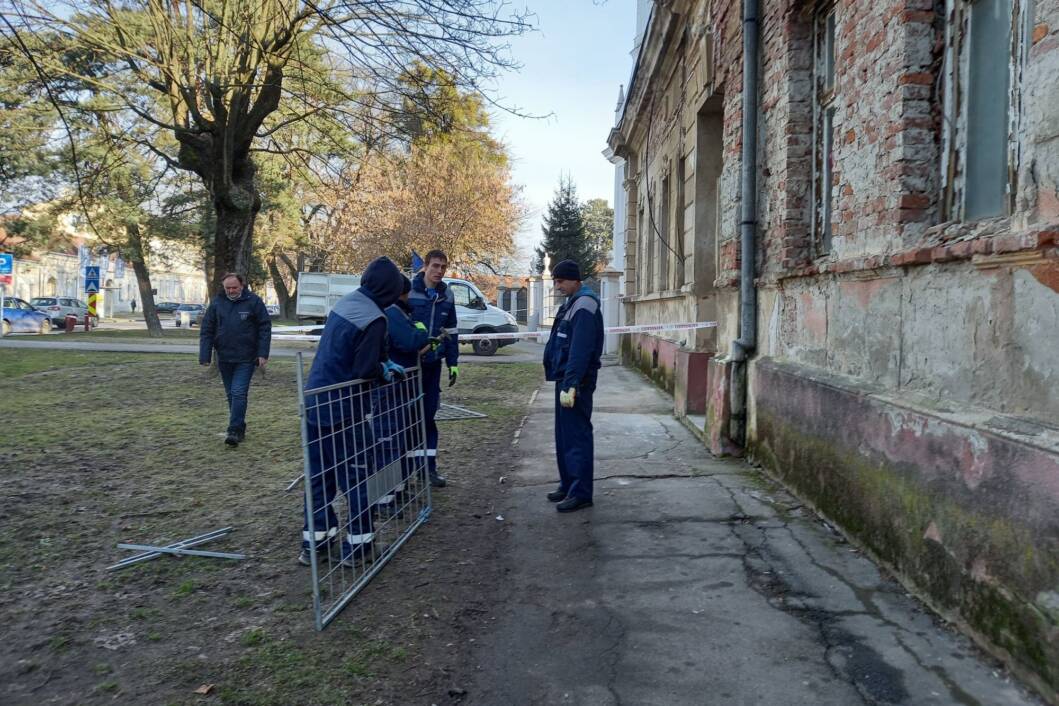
[
  {"left": 421, "top": 361, "right": 443, "bottom": 476},
  {"left": 301, "top": 421, "right": 373, "bottom": 554},
  {"left": 554, "top": 384, "right": 594, "bottom": 501},
  {"left": 217, "top": 361, "right": 255, "bottom": 434}
]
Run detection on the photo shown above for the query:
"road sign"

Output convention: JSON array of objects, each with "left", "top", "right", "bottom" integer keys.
[
  {"left": 0, "top": 253, "right": 12, "bottom": 275},
  {"left": 0, "top": 274, "right": 11, "bottom": 287},
  {"left": 85, "top": 265, "right": 100, "bottom": 293},
  {"left": 87, "top": 292, "right": 98, "bottom": 316}
]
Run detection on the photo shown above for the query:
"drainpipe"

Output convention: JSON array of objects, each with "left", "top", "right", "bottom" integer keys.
[{"left": 729, "top": 0, "right": 760, "bottom": 446}]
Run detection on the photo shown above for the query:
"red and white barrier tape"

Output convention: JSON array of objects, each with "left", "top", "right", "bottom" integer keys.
[{"left": 272, "top": 320, "right": 716, "bottom": 342}]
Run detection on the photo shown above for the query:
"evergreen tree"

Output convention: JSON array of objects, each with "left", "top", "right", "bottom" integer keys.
[
  {"left": 536, "top": 176, "right": 598, "bottom": 277},
  {"left": 582, "top": 198, "right": 614, "bottom": 264}
]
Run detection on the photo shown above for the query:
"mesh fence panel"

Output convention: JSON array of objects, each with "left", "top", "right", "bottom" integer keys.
[{"left": 296, "top": 353, "right": 432, "bottom": 630}]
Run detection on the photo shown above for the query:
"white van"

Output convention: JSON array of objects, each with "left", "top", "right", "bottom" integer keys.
[{"left": 295, "top": 272, "right": 519, "bottom": 355}]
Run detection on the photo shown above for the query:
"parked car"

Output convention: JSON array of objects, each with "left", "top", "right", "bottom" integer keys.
[
  {"left": 172, "top": 303, "right": 205, "bottom": 327},
  {"left": 266, "top": 304, "right": 280, "bottom": 317},
  {"left": 154, "top": 301, "right": 181, "bottom": 314},
  {"left": 2, "top": 297, "right": 52, "bottom": 335},
  {"left": 30, "top": 296, "right": 95, "bottom": 326}
]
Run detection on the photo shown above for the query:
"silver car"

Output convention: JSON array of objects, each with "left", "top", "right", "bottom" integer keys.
[
  {"left": 172, "top": 303, "right": 205, "bottom": 327},
  {"left": 30, "top": 296, "right": 95, "bottom": 326}
]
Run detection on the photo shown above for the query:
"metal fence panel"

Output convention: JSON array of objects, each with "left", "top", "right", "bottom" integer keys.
[{"left": 296, "top": 353, "right": 432, "bottom": 630}]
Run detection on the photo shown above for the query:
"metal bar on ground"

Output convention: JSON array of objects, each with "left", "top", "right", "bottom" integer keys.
[
  {"left": 116, "top": 543, "right": 246, "bottom": 560},
  {"left": 106, "top": 527, "right": 233, "bottom": 571}
]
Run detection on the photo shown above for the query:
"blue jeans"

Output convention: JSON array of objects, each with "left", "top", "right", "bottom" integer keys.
[{"left": 217, "top": 361, "right": 255, "bottom": 434}]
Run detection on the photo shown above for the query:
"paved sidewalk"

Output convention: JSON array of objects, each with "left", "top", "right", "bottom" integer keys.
[{"left": 463, "top": 365, "right": 1042, "bottom": 705}]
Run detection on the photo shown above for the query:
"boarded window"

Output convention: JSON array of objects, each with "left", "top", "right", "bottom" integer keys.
[
  {"left": 964, "top": 0, "right": 1013, "bottom": 219},
  {"left": 659, "top": 174, "right": 671, "bottom": 290},
  {"left": 811, "top": 7, "right": 837, "bottom": 254},
  {"left": 945, "top": 0, "right": 1023, "bottom": 221}
]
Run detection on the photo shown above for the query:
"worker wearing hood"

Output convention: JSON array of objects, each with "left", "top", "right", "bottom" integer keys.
[{"left": 300, "top": 256, "right": 406, "bottom": 568}]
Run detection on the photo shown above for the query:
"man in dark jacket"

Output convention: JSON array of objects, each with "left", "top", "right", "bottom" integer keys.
[
  {"left": 543, "top": 260, "right": 604, "bottom": 513},
  {"left": 407, "top": 250, "right": 459, "bottom": 487},
  {"left": 374, "top": 275, "right": 431, "bottom": 516},
  {"left": 199, "top": 273, "right": 272, "bottom": 446},
  {"left": 299, "top": 256, "right": 406, "bottom": 567}
]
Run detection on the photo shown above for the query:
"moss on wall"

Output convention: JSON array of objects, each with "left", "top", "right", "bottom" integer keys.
[{"left": 752, "top": 404, "right": 1059, "bottom": 701}]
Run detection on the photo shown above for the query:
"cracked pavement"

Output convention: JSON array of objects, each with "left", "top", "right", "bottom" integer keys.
[{"left": 461, "top": 365, "right": 1042, "bottom": 706}]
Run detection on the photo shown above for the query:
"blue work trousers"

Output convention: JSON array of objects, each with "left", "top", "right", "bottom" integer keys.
[
  {"left": 421, "top": 362, "right": 442, "bottom": 475},
  {"left": 554, "top": 384, "right": 594, "bottom": 501},
  {"left": 217, "top": 361, "right": 255, "bottom": 434},
  {"left": 301, "top": 421, "right": 374, "bottom": 556},
  {"left": 371, "top": 381, "right": 418, "bottom": 494}
]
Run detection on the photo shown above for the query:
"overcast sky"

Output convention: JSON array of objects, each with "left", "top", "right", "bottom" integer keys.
[{"left": 488, "top": 1, "right": 637, "bottom": 263}]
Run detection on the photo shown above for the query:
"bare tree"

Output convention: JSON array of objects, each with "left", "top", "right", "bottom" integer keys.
[{"left": 2, "top": 0, "right": 533, "bottom": 291}]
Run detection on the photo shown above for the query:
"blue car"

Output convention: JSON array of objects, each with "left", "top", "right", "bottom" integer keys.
[{"left": 2, "top": 297, "right": 52, "bottom": 335}]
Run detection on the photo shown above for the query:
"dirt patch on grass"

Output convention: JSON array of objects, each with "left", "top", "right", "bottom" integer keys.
[{"left": 0, "top": 350, "right": 540, "bottom": 705}]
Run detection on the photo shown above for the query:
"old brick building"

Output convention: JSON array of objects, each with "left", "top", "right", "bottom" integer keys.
[{"left": 607, "top": 0, "right": 1059, "bottom": 699}]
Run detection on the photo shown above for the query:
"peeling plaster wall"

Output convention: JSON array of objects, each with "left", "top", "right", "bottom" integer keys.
[{"left": 757, "top": 259, "right": 1059, "bottom": 422}]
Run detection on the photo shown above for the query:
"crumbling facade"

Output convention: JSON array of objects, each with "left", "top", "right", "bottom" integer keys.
[{"left": 607, "top": 0, "right": 1059, "bottom": 699}]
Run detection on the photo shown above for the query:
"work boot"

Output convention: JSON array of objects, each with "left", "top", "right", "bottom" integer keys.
[
  {"left": 340, "top": 542, "right": 375, "bottom": 568},
  {"left": 429, "top": 470, "right": 447, "bottom": 488},
  {"left": 235, "top": 427, "right": 246, "bottom": 442},
  {"left": 556, "top": 496, "right": 593, "bottom": 513},
  {"left": 546, "top": 488, "right": 567, "bottom": 502},
  {"left": 225, "top": 431, "right": 240, "bottom": 446}
]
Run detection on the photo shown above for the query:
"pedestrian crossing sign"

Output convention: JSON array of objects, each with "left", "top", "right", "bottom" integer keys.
[{"left": 85, "top": 266, "right": 100, "bottom": 293}]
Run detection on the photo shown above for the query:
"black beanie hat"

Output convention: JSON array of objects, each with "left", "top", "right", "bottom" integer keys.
[
  {"left": 401, "top": 275, "right": 412, "bottom": 295},
  {"left": 551, "top": 259, "right": 581, "bottom": 281}
]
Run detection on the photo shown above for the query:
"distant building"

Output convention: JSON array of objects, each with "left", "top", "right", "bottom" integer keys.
[
  {"left": 3, "top": 211, "right": 209, "bottom": 315},
  {"left": 607, "top": 0, "right": 1059, "bottom": 698}
]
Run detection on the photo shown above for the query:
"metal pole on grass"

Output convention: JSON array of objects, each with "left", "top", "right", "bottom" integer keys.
[{"left": 296, "top": 352, "right": 324, "bottom": 631}]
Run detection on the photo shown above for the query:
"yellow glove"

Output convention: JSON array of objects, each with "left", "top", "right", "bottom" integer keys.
[{"left": 559, "top": 387, "right": 576, "bottom": 408}]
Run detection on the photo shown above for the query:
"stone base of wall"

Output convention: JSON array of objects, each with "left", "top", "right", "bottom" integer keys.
[
  {"left": 621, "top": 333, "right": 679, "bottom": 394},
  {"left": 705, "top": 356, "right": 743, "bottom": 457},
  {"left": 674, "top": 349, "right": 712, "bottom": 416},
  {"left": 750, "top": 358, "right": 1059, "bottom": 702}
]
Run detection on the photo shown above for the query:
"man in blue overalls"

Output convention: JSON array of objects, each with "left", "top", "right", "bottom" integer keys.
[
  {"left": 373, "top": 275, "right": 430, "bottom": 516},
  {"left": 299, "top": 257, "right": 406, "bottom": 567},
  {"left": 543, "top": 260, "right": 604, "bottom": 513},
  {"left": 408, "top": 250, "right": 459, "bottom": 488}
]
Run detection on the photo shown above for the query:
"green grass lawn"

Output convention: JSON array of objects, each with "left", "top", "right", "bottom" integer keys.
[{"left": 0, "top": 348, "right": 541, "bottom": 705}]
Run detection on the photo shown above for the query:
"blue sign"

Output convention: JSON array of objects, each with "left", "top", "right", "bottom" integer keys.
[
  {"left": 84, "top": 266, "right": 100, "bottom": 293},
  {"left": 0, "top": 253, "right": 12, "bottom": 275}
]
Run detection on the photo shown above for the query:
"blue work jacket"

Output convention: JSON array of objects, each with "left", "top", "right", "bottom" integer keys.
[
  {"left": 408, "top": 273, "right": 459, "bottom": 367},
  {"left": 304, "top": 258, "right": 403, "bottom": 426},
  {"left": 385, "top": 300, "right": 430, "bottom": 369},
  {"left": 543, "top": 285, "right": 604, "bottom": 393}
]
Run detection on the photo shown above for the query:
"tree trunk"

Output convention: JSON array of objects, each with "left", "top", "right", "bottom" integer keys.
[
  {"left": 209, "top": 164, "right": 261, "bottom": 293},
  {"left": 126, "top": 223, "right": 164, "bottom": 337},
  {"left": 267, "top": 250, "right": 293, "bottom": 321}
]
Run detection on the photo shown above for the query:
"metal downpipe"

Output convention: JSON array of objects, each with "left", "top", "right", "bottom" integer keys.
[{"left": 729, "top": 0, "right": 760, "bottom": 445}]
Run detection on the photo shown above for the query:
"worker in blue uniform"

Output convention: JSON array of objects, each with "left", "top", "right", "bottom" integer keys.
[
  {"left": 298, "top": 257, "right": 406, "bottom": 567},
  {"left": 543, "top": 259, "right": 604, "bottom": 513},
  {"left": 407, "top": 249, "right": 459, "bottom": 488},
  {"left": 373, "top": 275, "right": 431, "bottom": 516}
]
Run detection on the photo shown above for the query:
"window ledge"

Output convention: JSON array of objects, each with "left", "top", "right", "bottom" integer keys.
[
  {"left": 622, "top": 289, "right": 690, "bottom": 304},
  {"left": 765, "top": 224, "right": 1058, "bottom": 283}
]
